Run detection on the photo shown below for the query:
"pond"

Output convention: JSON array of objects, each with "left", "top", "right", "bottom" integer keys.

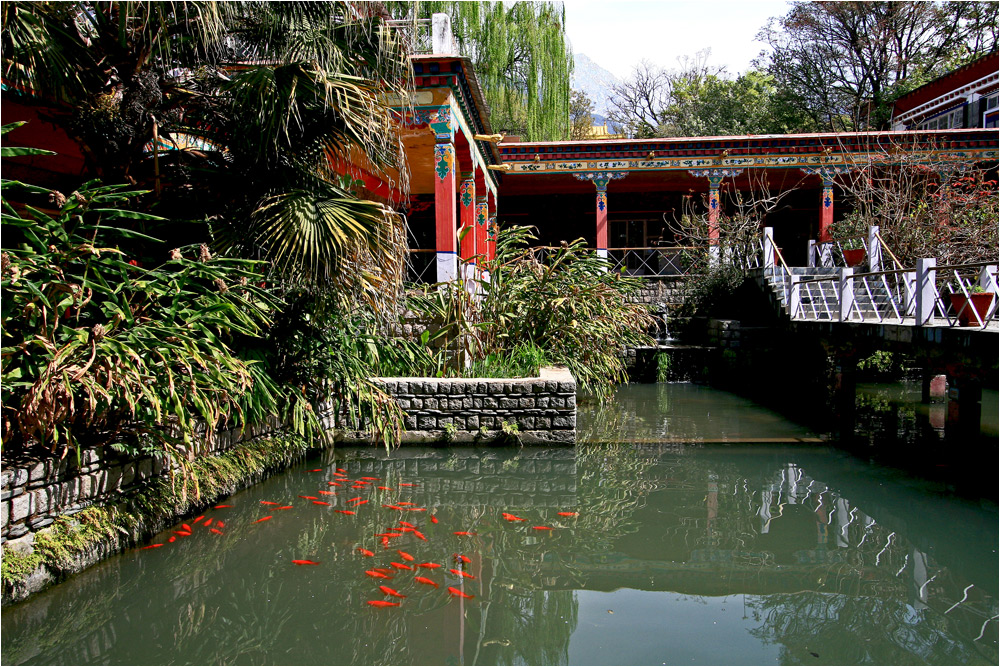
[{"left": 2, "top": 384, "right": 997, "bottom": 665}]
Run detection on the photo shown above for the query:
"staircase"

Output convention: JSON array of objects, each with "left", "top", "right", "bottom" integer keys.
[{"left": 758, "top": 267, "right": 903, "bottom": 322}]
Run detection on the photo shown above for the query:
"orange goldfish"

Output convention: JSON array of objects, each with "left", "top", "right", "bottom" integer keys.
[
  {"left": 448, "top": 587, "right": 474, "bottom": 599},
  {"left": 379, "top": 585, "right": 406, "bottom": 598},
  {"left": 335, "top": 510, "right": 356, "bottom": 515},
  {"left": 391, "top": 562, "right": 414, "bottom": 570},
  {"left": 416, "top": 562, "right": 441, "bottom": 569},
  {"left": 365, "top": 570, "right": 392, "bottom": 580},
  {"left": 292, "top": 559, "right": 320, "bottom": 565},
  {"left": 366, "top": 600, "right": 400, "bottom": 607},
  {"left": 533, "top": 526, "right": 554, "bottom": 531},
  {"left": 454, "top": 554, "right": 471, "bottom": 564},
  {"left": 210, "top": 528, "right": 223, "bottom": 535},
  {"left": 260, "top": 501, "right": 279, "bottom": 506},
  {"left": 397, "top": 550, "right": 415, "bottom": 561},
  {"left": 557, "top": 512, "right": 579, "bottom": 517},
  {"left": 450, "top": 569, "right": 475, "bottom": 579},
  {"left": 215, "top": 504, "right": 233, "bottom": 508},
  {"left": 358, "top": 548, "right": 375, "bottom": 557},
  {"left": 430, "top": 515, "right": 439, "bottom": 524},
  {"left": 414, "top": 576, "right": 439, "bottom": 588},
  {"left": 453, "top": 531, "right": 476, "bottom": 536},
  {"left": 253, "top": 516, "right": 272, "bottom": 523},
  {"left": 312, "top": 500, "right": 331, "bottom": 506}
]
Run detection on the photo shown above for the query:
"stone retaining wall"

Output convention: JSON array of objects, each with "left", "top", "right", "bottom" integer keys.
[
  {"left": 2, "top": 368, "right": 576, "bottom": 546},
  {"left": 0, "top": 418, "right": 286, "bottom": 547},
  {"left": 338, "top": 366, "right": 577, "bottom": 445}
]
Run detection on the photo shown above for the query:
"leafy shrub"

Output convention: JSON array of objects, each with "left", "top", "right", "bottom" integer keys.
[{"left": 1, "top": 176, "right": 283, "bottom": 456}]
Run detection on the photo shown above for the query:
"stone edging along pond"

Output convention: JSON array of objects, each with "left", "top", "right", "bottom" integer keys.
[{"left": 0, "top": 367, "right": 577, "bottom": 605}]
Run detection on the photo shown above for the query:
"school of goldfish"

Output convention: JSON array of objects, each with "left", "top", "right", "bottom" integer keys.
[{"left": 138, "top": 463, "right": 579, "bottom": 610}]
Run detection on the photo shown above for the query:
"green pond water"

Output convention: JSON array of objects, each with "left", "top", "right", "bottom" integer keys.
[{"left": 2, "top": 383, "right": 997, "bottom": 665}]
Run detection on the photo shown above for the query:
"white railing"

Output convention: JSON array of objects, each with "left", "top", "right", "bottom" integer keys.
[
  {"left": 807, "top": 226, "right": 888, "bottom": 272},
  {"left": 787, "top": 260, "right": 997, "bottom": 329}
]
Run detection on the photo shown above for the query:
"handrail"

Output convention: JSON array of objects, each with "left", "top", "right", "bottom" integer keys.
[{"left": 873, "top": 231, "right": 905, "bottom": 271}]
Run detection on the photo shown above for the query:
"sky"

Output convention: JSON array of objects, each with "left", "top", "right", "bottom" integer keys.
[{"left": 563, "top": 0, "right": 793, "bottom": 79}]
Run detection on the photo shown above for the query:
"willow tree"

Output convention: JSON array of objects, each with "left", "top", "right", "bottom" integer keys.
[{"left": 389, "top": 1, "right": 573, "bottom": 141}]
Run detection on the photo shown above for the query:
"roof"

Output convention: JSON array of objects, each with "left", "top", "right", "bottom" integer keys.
[{"left": 892, "top": 52, "right": 999, "bottom": 117}]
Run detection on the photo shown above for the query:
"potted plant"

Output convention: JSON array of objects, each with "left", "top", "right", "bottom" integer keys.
[
  {"left": 949, "top": 285, "right": 995, "bottom": 326},
  {"left": 828, "top": 217, "right": 867, "bottom": 268}
]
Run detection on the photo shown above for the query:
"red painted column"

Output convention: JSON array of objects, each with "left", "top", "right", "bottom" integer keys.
[
  {"left": 458, "top": 172, "right": 476, "bottom": 263},
  {"left": 594, "top": 178, "right": 609, "bottom": 258},
  {"left": 434, "top": 141, "right": 458, "bottom": 282},
  {"left": 487, "top": 191, "right": 497, "bottom": 262},
  {"left": 820, "top": 176, "right": 834, "bottom": 243},
  {"left": 707, "top": 175, "right": 723, "bottom": 248},
  {"left": 475, "top": 194, "right": 488, "bottom": 263}
]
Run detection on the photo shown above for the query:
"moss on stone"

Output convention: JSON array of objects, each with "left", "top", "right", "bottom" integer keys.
[{"left": 2, "top": 434, "right": 317, "bottom": 599}]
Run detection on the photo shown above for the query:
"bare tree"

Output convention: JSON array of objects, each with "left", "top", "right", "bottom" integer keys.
[
  {"left": 757, "top": 2, "right": 999, "bottom": 130},
  {"left": 664, "top": 168, "right": 805, "bottom": 270},
  {"left": 835, "top": 136, "right": 999, "bottom": 267}
]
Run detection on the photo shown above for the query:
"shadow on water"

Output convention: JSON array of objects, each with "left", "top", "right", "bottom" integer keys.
[{"left": 1, "top": 384, "right": 997, "bottom": 666}]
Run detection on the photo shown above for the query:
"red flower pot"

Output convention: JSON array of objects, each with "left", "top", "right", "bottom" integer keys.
[
  {"left": 949, "top": 292, "right": 995, "bottom": 326},
  {"left": 842, "top": 248, "right": 866, "bottom": 267}
]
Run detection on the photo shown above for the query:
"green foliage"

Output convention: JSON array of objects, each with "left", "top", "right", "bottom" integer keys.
[
  {"left": 388, "top": 1, "right": 573, "bottom": 141},
  {"left": 570, "top": 90, "right": 595, "bottom": 140},
  {"left": 756, "top": 2, "right": 998, "bottom": 130},
  {"left": 655, "top": 352, "right": 672, "bottom": 383},
  {"left": 661, "top": 70, "right": 816, "bottom": 136},
  {"left": 608, "top": 52, "right": 818, "bottom": 139},
  {"left": 479, "top": 227, "right": 656, "bottom": 400},
  {"left": 1, "top": 167, "right": 284, "bottom": 456},
  {"left": 2, "top": 1, "right": 411, "bottom": 289},
  {"left": 857, "top": 351, "right": 907, "bottom": 380}
]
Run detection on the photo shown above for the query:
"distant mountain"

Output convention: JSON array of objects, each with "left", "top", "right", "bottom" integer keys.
[{"left": 572, "top": 53, "right": 620, "bottom": 121}]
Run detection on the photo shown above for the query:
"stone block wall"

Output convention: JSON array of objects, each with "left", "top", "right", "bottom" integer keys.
[
  {"left": 0, "top": 419, "right": 285, "bottom": 546},
  {"left": 707, "top": 318, "right": 742, "bottom": 349},
  {"left": 338, "top": 366, "right": 577, "bottom": 445},
  {"left": 2, "top": 368, "right": 577, "bottom": 545}
]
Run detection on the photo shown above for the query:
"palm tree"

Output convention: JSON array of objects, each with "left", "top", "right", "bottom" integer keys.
[{"left": 2, "top": 1, "right": 412, "bottom": 291}]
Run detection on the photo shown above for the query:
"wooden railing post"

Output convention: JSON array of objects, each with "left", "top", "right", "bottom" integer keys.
[
  {"left": 915, "top": 258, "right": 936, "bottom": 325},
  {"left": 838, "top": 267, "right": 854, "bottom": 322}
]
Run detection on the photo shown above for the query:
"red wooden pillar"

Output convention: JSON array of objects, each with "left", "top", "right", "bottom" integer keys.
[
  {"left": 820, "top": 175, "right": 835, "bottom": 243},
  {"left": 574, "top": 171, "right": 627, "bottom": 260},
  {"left": 458, "top": 172, "right": 476, "bottom": 263},
  {"left": 434, "top": 141, "right": 458, "bottom": 282},
  {"left": 707, "top": 174, "right": 724, "bottom": 248},
  {"left": 487, "top": 191, "right": 497, "bottom": 261},
  {"left": 475, "top": 194, "right": 488, "bottom": 263},
  {"left": 688, "top": 168, "right": 743, "bottom": 261}
]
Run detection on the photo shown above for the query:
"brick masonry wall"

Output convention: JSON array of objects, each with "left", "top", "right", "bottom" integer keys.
[
  {"left": 1, "top": 368, "right": 576, "bottom": 546},
  {"left": 337, "top": 366, "right": 577, "bottom": 445}
]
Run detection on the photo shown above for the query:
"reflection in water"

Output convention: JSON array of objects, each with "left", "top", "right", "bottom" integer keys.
[{"left": 2, "top": 385, "right": 997, "bottom": 665}]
